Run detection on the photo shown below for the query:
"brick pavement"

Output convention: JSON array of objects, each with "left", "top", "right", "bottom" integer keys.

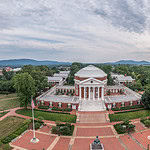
[{"left": 1, "top": 108, "right": 150, "bottom": 150}]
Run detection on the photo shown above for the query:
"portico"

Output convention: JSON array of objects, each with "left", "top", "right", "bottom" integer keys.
[{"left": 79, "top": 86, "right": 104, "bottom": 100}]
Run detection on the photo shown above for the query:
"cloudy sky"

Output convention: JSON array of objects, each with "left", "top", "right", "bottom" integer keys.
[{"left": 0, "top": 0, "right": 150, "bottom": 63}]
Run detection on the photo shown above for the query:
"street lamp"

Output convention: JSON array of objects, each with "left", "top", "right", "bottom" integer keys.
[{"left": 147, "top": 136, "right": 150, "bottom": 150}]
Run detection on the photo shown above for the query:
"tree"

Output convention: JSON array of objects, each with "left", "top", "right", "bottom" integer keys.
[
  {"left": 30, "top": 70, "right": 48, "bottom": 93},
  {"left": 2, "top": 69, "right": 14, "bottom": 80},
  {"left": 141, "top": 85, "right": 150, "bottom": 109},
  {"left": 107, "top": 73, "right": 115, "bottom": 85},
  {"left": 13, "top": 73, "right": 36, "bottom": 109}
]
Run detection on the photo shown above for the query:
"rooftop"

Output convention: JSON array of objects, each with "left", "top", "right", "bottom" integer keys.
[
  {"left": 38, "top": 95, "right": 79, "bottom": 103},
  {"left": 75, "top": 65, "right": 107, "bottom": 78},
  {"left": 47, "top": 76, "right": 63, "bottom": 82}
]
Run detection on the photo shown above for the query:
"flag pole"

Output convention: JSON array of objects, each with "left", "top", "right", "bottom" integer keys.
[{"left": 30, "top": 96, "right": 39, "bottom": 143}]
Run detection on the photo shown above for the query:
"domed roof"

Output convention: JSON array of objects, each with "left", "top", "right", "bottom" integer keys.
[{"left": 75, "top": 65, "right": 107, "bottom": 78}]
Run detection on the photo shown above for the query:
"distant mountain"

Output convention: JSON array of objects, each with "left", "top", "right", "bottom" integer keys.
[
  {"left": 106, "top": 60, "right": 150, "bottom": 65},
  {"left": 0, "top": 59, "right": 71, "bottom": 66}
]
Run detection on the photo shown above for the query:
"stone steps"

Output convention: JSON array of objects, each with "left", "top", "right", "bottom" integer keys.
[{"left": 78, "top": 100, "right": 106, "bottom": 111}]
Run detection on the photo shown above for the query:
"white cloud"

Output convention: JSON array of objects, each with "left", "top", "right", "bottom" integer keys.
[{"left": 0, "top": 0, "right": 150, "bottom": 62}]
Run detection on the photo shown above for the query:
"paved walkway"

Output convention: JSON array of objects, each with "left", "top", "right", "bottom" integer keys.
[{"left": 0, "top": 108, "right": 150, "bottom": 150}]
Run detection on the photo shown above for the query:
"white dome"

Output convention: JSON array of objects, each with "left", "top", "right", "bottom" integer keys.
[{"left": 75, "top": 65, "right": 107, "bottom": 78}]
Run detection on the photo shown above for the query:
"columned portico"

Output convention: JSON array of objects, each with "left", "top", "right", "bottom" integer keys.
[{"left": 79, "top": 85, "right": 104, "bottom": 100}]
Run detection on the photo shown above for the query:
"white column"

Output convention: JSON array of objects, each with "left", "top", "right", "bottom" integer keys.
[
  {"left": 101, "top": 87, "right": 104, "bottom": 100},
  {"left": 98, "top": 87, "right": 100, "bottom": 100},
  {"left": 79, "top": 86, "right": 82, "bottom": 100},
  {"left": 93, "top": 87, "right": 95, "bottom": 100},
  {"left": 84, "top": 87, "right": 86, "bottom": 100},
  {"left": 89, "top": 87, "right": 91, "bottom": 100}
]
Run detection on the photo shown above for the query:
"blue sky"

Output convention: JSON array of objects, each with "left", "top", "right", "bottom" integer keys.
[{"left": 0, "top": 0, "right": 150, "bottom": 63}]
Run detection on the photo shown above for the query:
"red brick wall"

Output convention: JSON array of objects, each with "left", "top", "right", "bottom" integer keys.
[
  {"left": 38, "top": 100, "right": 79, "bottom": 110},
  {"left": 105, "top": 100, "right": 140, "bottom": 109}
]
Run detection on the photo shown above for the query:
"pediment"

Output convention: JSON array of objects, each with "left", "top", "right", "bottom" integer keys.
[{"left": 80, "top": 78, "right": 104, "bottom": 85}]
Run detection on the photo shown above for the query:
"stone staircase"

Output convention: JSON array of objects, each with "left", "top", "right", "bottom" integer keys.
[{"left": 78, "top": 99, "right": 106, "bottom": 111}]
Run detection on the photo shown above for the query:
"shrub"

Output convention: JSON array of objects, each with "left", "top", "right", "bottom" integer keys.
[
  {"left": 52, "top": 107, "right": 72, "bottom": 112},
  {"left": 112, "top": 105, "right": 144, "bottom": 111},
  {"left": 114, "top": 124, "right": 126, "bottom": 134},
  {"left": 37, "top": 116, "right": 44, "bottom": 122},
  {"left": 114, "top": 121, "right": 135, "bottom": 134},
  {"left": 144, "top": 120, "right": 150, "bottom": 127},
  {"left": 0, "top": 141, "right": 3, "bottom": 147},
  {"left": 35, "top": 122, "right": 41, "bottom": 130},
  {"left": 38, "top": 106, "right": 49, "bottom": 110},
  {"left": 140, "top": 117, "right": 148, "bottom": 124},
  {"left": 51, "top": 123, "right": 74, "bottom": 136},
  {"left": 2, "top": 144, "right": 11, "bottom": 150}
]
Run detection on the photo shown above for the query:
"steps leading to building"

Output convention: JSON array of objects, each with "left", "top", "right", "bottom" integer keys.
[{"left": 78, "top": 99, "right": 106, "bottom": 111}]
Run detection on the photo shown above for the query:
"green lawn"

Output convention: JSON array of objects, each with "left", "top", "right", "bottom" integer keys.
[
  {"left": 0, "top": 93, "right": 17, "bottom": 99},
  {"left": 0, "top": 99, "right": 20, "bottom": 111},
  {"left": 0, "top": 111, "right": 9, "bottom": 118},
  {"left": 109, "top": 110, "right": 150, "bottom": 122},
  {"left": 16, "top": 109, "right": 77, "bottom": 123},
  {"left": 0, "top": 116, "right": 25, "bottom": 140}
]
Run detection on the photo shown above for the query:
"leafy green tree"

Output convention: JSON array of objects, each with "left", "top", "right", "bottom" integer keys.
[
  {"left": 107, "top": 73, "right": 115, "bottom": 85},
  {"left": 13, "top": 73, "right": 36, "bottom": 109},
  {"left": 2, "top": 69, "right": 14, "bottom": 80},
  {"left": 30, "top": 70, "right": 48, "bottom": 93},
  {"left": 141, "top": 85, "right": 150, "bottom": 109}
]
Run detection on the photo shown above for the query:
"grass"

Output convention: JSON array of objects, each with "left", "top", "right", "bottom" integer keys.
[
  {"left": 0, "top": 99, "right": 20, "bottom": 111},
  {"left": 0, "top": 116, "right": 25, "bottom": 140},
  {"left": 16, "top": 109, "right": 77, "bottom": 123},
  {"left": 0, "top": 111, "right": 9, "bottom": 118},
  {"left": 109, "top": 109, "right": 150, "bottom": 122},
  {"left": 0, "top": 93, "right": 17, "bottom": 99}
]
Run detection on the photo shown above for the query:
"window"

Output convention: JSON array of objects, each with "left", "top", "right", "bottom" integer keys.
[
  {"left": 91, "top": 81, "right": 93, "bottom": 83},
  {"left": 58, "top": 102, "right": 62, "bottom": 107},
  {"left": 113, "top": 103, "right": 116, "bottom": 108},
  {"left": 121, "top": 102, "right": 125, "bottom": 107},
  {"left": 68, "top": 103, "right": 71, "bottom": 108},
  {"left": 138, "top": 100, "right": 141, "bottom": 105},
  {"left": 50, "top": 102, "right": 53, "bottom": 107}
]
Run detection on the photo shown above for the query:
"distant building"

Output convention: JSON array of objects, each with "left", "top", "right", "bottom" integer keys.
[
  {"left": 111, "top": 73, "right": 135, "bottom": 85},
  {"left": 47, "top": 76, "right": 63, "bottom": 86},
  {"left": 5, "top": 67, "right": 12, "bottom": 72},
  {"left": 12, "top": 68, "right": 21, "bottom": 72}
]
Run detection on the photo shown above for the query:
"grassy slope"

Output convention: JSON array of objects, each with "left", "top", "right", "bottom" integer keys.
[
  {"left": 109, "top": 110, "right": 150, "bottom": 122},
  {"left": 0, "top": 93, "right": 17, "bottom": 99},
  {"left": 0, "top": 99, "right": 20, "bottom": 111},
  {"left": 16, "top": 109, "right": 76, "bottom": 123},
  {"left": 0, "top": 116, "right": 24, "bottom": 140}
]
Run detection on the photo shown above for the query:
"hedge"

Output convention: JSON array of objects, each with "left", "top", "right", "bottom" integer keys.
[
  {"left": 38, "top": 106, "right": 49, "bottom": 110},
  {"left": 111, "top": 105, "right": 144, "bottom": 111},
  {"left": 52, "top": 107, "right": 72, "bottom": 112}
]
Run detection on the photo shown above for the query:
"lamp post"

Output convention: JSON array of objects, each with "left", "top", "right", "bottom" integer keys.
[{"left": 147, "top": 136, "right": 150, "bottom": 150}]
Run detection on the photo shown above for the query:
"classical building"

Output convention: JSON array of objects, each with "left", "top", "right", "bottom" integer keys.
[
  {"left": 74, "top": 65, "right": 107, "bottom": 100},
  {"left": 37, "top": 65, "right": 141, "bottom": 111}
]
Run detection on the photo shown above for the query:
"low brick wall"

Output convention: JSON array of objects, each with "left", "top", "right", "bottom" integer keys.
[{"left": 37, "top": 100, "right": 79, "bottom": 110}]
